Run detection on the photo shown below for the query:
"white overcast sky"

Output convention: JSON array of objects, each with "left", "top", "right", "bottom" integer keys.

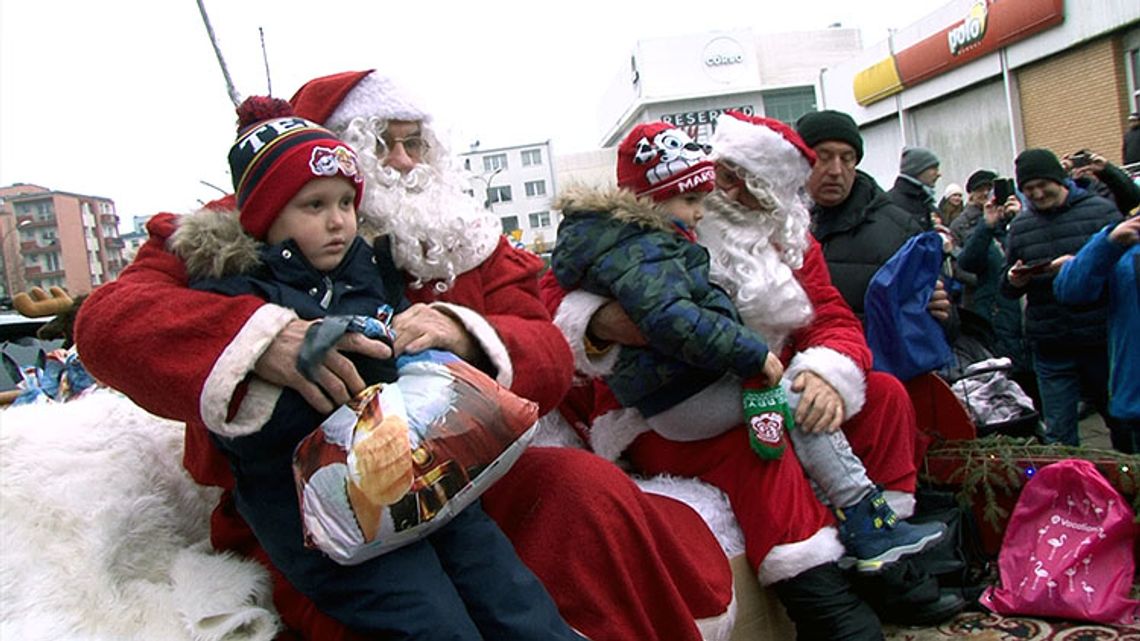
[{"left": 0, "top": 0, "right": 948, "bottom": 224}]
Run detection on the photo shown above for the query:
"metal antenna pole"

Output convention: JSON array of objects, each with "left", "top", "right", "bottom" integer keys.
[
  {"left": 195, "top": 0, "right": 241, "bottom": 107},
  {"left": 199, "top": 180, "right": 230, "bottom": 195},
  {"left": 259, "top": 27, "right": 272, "bottom": 96}
]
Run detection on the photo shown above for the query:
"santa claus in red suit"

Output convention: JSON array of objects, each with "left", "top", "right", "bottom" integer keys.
[
  {"left": 548, "top": 113, "right": 923, "bottom": 639},
  {"left": 75, "top": 70, "right": 735, "bottom": 641}
]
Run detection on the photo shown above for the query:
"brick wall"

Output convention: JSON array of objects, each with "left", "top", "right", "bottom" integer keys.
[{"left": 1017, "top": 35, "right": 1132, "bottom": 164}]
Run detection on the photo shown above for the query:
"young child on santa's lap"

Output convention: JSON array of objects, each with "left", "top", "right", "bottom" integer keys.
[
  {"left": 551, "top": 120, "right": 943, "bottom": 573},
  {"left": 172, "top": 95, "right": 581, "bottom": 640}
]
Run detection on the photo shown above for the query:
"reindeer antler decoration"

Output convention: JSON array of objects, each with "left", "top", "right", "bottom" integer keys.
[{"left": 12, "top": 286, "right": 74, "bottom": 318}]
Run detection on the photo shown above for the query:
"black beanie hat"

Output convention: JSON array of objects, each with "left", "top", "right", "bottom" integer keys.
[
  {"left": 1015, "top": 149, "right": 1066, "bottom": 190},
  {"left": 795, "top": 110, "right": 863, "bottom": 162},
  {"left": 965, "top": 169, "right": 997, "bottom": 193}
]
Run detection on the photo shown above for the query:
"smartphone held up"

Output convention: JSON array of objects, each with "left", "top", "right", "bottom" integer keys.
[{"left": 992, "top": 178, "right": 1014, "bottom": 205}]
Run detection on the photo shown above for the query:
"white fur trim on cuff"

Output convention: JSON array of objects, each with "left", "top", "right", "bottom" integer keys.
[
  {"left": 431, "top": 302, "right": 513, "bottom": 389},
  {"left": 530, "top": 412, "right": 589, "bottom": 449},
  {"left": 590, "top": 407, "right": 650, "bottom": 462},
  {"left": 553, "top": 289, "right": 621, "bottom": 377},
  {"left": 883, "top": 490, "right": 916, "bottom": 519},
  {"left": 201, "top": 305, "right": 296, "bottom": 437},
  {"left": 785, "top": 347, "right": 867, "bottom": 419},
  {"left": 636, "top": 474, "right": 744, "bottom": 557},
  {"left": 757, "top": 526, "right": 844, "bottom": 586},
  {"left": 696, "top": 589, "right": 736, "bottom": 641}
]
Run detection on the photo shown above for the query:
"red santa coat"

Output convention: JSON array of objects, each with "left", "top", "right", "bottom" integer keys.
[
  {"left": 75, "top": 213, "right": 734, "bottom": 641},
  {"left": 550, "top": 235, "right": 917, "bottom": 584}
]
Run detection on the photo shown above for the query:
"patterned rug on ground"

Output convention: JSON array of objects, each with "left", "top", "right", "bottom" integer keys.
[{"left": 885, "top": 610, "right": 1140, "bottom": 640}]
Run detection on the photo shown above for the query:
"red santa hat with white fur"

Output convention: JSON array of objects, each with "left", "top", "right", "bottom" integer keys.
[
  {"left": 290, "top": 69, "right": 431, "bottom": 130},
  {"left": 709, "top": 111, "right": 816, "bottom": 188}
]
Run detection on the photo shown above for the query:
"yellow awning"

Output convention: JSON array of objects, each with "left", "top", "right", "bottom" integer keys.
[{"left": 853, "top": 57, "right": 903, "bottom": 107}]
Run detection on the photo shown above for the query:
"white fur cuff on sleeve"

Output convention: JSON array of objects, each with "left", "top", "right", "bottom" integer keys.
[
  {"left": 432, "top": 302, "right": 513, "bottom": 389},
  {"left": 785, "top": 346, "right": 867, "bottom": 419},
  {"left": 758, "top": 526, "right": 844, "bottom": 585},
  {"left": 201, "top": 304, "right": 296, "bottom": 438},
  {"left": 553, "top": 289, "right": 621, "bottom": 378}
]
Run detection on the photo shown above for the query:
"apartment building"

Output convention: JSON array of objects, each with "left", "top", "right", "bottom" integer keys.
[
  {"left": 459, "top": 140, "right": 558, "bottom": 254},
  {"left": 0, "top": 183, "right": 126, "bottom": 298}
]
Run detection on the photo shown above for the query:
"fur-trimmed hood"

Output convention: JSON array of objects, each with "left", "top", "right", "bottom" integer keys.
[
  {"left": 555, "top": 183, "right": 674, "bottom": 232},
  {"left": 169, "top": 208, "right": 264, "bottom": 281},
  {"left": 552, "top": 183, "right": 687, "bottom": 292}
]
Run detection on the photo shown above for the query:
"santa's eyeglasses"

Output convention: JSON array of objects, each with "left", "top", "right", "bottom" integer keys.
[
  {"left": 714, "top": 163, "right": 747, "bottom": 190},
  {"left": 371, "top": 120, "right": 431, "bottom": 160},
  {"left": 377, "top": 133, "right": 430, "bottom": 159}
]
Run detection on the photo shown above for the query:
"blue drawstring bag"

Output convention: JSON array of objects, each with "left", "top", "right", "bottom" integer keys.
[{"left": 863, "top": 231, "right": 953, "bottom": 381}]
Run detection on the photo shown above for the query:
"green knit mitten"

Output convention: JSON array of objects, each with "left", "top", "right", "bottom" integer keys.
[{"left": 743, "top": 377, "right": 795, "bottom": 460}]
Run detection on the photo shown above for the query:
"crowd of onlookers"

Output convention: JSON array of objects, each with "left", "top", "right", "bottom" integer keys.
[{"left": 863, "top": 125, "right": 1140, "bottom": 454}]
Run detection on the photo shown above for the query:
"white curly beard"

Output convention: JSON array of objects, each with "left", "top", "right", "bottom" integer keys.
[
  {"left": 698, "top": 187, "right": 814, "bottom": 351},
  {"left": 337, "top": 118, "right": 500, "bottom": 291}
]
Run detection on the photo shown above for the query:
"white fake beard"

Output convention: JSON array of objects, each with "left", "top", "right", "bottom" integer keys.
[
  {"left": 339, "top": 119, "right": 500, "bottom": 292},
  {"left": 699, "top": 188, "right": 814, "bottom": 350}
]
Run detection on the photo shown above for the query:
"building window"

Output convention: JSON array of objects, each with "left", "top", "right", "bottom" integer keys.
[
  {"left": 488, "top": 185, "right": 512, "bottom": 204},
  {"left": 524, "top": 180, "right": 546, "bottom": 197},
  {"left": 464, "top": 158, "right": 471, "bottom": 170},
  {"left": 500, "top": 215, "right": 519, "bottom": 235},
  {"left": 483, "top": 154, "right": 508, "bottom": 172},
  {"left": 528, "top": 211, "right": 551, "bottom": 228},
  {"left": 762, "top": 87, "right": 817, "bottom": 124},
  {"left": 34, "top": 201, "right": 54, "bottom": 222},
  {"left": 521, "top": 149, "right": 543, "bottom": 166}
]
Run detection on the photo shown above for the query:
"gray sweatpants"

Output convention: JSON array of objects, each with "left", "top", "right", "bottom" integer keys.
[{"left": 646, "top": 373, "right": 873, "bottom": 509}]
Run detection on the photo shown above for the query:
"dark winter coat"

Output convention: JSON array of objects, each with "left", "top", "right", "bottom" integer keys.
[
  {"left": 811, "top": 170, "right": 925, "bottom": 317},
  {"left": 950, "top": 204, "right": 985, "bottom": 248},
  {"left": 551, "top": 186, "right": 770, "bottom": 418},
  {"left": 957, "top": 219, "right": 1028, "bottom": 372},
  {"left": 173, "top": 209, "right": 408, "bottom": 574},
  {"left": 1124, "top": 126, "right": 1140, "bottom": 166},
  {"left": 1000, "top": 183, "right": 1123, "bottom": 346},
  {"left": 1073, "top": 163, "right": 1140, "bottom": 215},
  {"left": 888, "top": 175, "right": 937, "bottom": 231}
]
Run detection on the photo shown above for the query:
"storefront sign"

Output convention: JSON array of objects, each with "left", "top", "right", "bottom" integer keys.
[
  {"left": 661, "top": 105, "right": 754, "bottom": 127},
  {"left": 705, "top": 53, "right": 744, "bottom": 66},
  {"left": 948, "top": 1, "right": 989, "bottom": 56},
  {"left": 702, "top": 37, "right": 749, "bottom": 83},
  {"left": 853, "top": 0, "right": 1064, "bottom": 106}
]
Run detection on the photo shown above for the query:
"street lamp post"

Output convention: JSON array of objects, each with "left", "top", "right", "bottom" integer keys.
[
  {"left": 1, "top": 219, "right": 32, "bottom": 301},
  {"left": 475, "top": 166, "right": 505, "bottom": 210}
]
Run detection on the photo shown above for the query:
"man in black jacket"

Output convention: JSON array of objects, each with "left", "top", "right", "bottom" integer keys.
[
  {"left": 888, "top": 147, "right": 941, "bottom": 231},
  {"left": 1001, "top": 148, "right": 1124, "bottom": 446},
  {"left": 795, "top": 110, "right": 946, "bottom": 321},
  {"left": 1123, "top": 112, "right": 1140, "bottom": 166}
]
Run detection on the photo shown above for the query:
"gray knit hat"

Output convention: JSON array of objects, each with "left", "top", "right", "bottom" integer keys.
[{"left": 900, "top": 147, "right": 939, "bottom": 177}]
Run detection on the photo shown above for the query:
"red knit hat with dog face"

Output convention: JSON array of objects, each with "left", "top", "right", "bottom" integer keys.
[
  {"left": 616, "top": 122, "right": 716, "bottom": 202},
  {"left": 228, "top": 96, "right": 364, "bottom": 240}
]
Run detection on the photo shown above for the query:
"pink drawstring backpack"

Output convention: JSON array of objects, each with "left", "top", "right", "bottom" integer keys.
[{"left": 981, "top": 459, "right": 1140, "bottom": 626}]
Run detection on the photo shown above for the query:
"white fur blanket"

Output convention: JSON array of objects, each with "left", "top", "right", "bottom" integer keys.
[{"left": 0, "top": 390, "right": 280, "bottom": 641}]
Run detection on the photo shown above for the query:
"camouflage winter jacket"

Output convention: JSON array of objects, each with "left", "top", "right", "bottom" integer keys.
[{"left": 551, "top": 186, "right": 770, "bottom": 417}]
